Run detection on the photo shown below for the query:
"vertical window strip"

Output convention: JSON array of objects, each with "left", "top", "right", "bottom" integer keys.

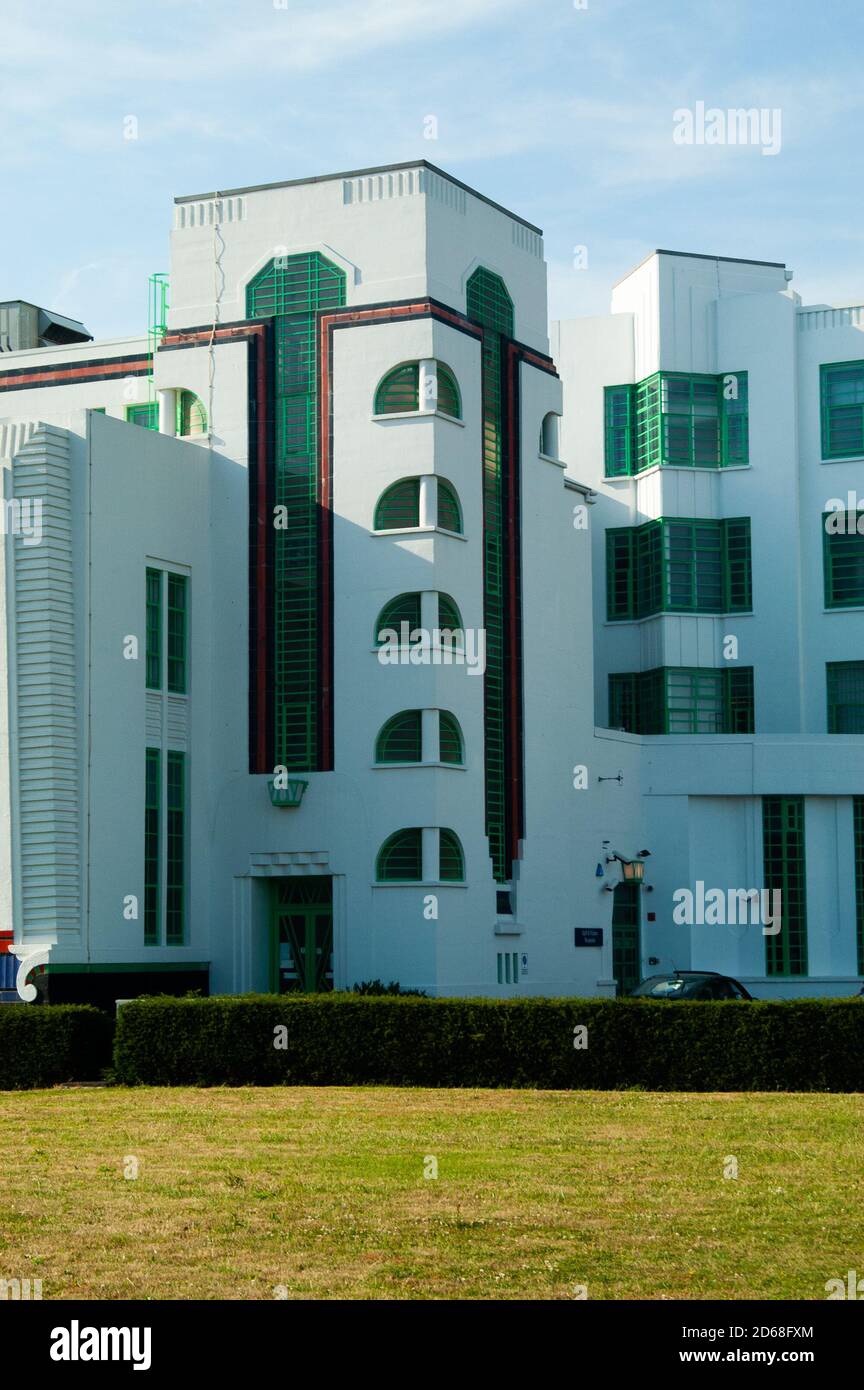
[
  {"left": 763, "top": 796, "right": 807, "bottom": 977},
  {"left": 855, "top": 797, "right": 864, "bottom": 975},
  {"left": 166, "top": 751, "right": 186, "bottom": 946},
  {"left": 146, "top": 569, "right": 162, "bottom": 690},
  {"left": 167, "top": 573, "right": 187, "bottom": 694},
  {"left": 612, "top": 881, "right": 641, "bottom": 995},
  {"left": 144, "top": 748, "right": 160, "bottom": 946},
  {"left": 247, "top": 253, "right": 346, "bottom": 771}
]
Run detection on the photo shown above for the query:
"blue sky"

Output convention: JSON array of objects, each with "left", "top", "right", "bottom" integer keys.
[{"left": 2, "top": 0, "right": 863, "bottom": 340}]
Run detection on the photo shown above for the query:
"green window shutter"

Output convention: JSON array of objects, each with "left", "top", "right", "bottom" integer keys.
[
  {"left": 824, "top": 512, "right": 864, "bottom": 608},
  {"left": 375, "top": 710, "right": 422, "bottom": 763},
  {"left": 855, "top": 798, "right": 864, "bottom": 974},
  {"left": 827, "top": 661, "right": 864, "bottom": 733},
  {"left": 376, "top": 828, "right": 423, "bottom": 881},
  {"left": 167, "top": 573, "right": 187, "bottom": 694},
  {"left": 438, "top": 710, "right": 464, "bottom": 764},
  {"left": 436, "top": 363, "right": 461, "bottom": 419},
  {"left": 604, "top": 385, "right": 633, "bottom": 476},
  {"left": 721, "top": 371, "right": 749, "bottom": 465},
  {"left": 177, "top": 390, "right": 207, "bottom": 436},
  {"left": 144, "top": 748, "right": 160, "bottom": 946},
  {"left": 127, "top": 402, "right": 158, "bottom": 429},
  {"left": 146, "top": 568, "right": 162, "bottom": 690},
  {"left": 166, "top": 751, "right": 186, "bottom": 946},
  {"left": 612, "top": 881, "right": 641, "bottom": 994},
  {"left": 437, "top": 479, "right": 462, "bottom": 533},
  {"left": 439, "top": 828, "right": 465, "bottom": 881},
  {"left": 821, "top": 361, "right": 864, "bottom": 459},
  {"left": 763, "top": 796, "right": 807, "bottom": 977},
  {"left": 374, "top": 479, "right": 420, "bottom": 530},
  {"left": 375, "top": 363, "right": 420, "bottom": 414},
  {"left": 437, "top": 593, "right": 463, "bottom": 637},
  {"left": 375, "top": 593, "right": 422, "bottom": 644},
  {"left": 606, "top": 529, "right": 634, "bottom": 620},
  {"left": 723, "top": 518, "right": 752, "bottom": 612}
]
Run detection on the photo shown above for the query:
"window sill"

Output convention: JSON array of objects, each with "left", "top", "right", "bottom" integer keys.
[
  {"left": 603, "top": 611, "right": 754, "bottom": 626},
  {"left": 603, "top": 463, "right": 752, "bottom": 481},
  {"left": 372, "top": 410, "right": 464, "bottom": 427},
  {"left": 538, "top": 452, "right": 565, "bottom": 469},
  {"left": 372, "top": 880, "right": 468, "bottom": 889},
  {"left": 370, "top": 526, "right": 467, "bottom": 541},
  {"left": 823, "top": 605, "right": 864, "bottom": 614},
  {"left": 371, "top": 761, "right": 466, "bottom": 770},
  {"left": 822, "top": 455, "right": 864, "bottom": 464},
  {"left": 493, "top": 920, "right": 524, "bottom": 936},
  {"left": 370, "top": 644, "right": 467, "bottom": 656}
]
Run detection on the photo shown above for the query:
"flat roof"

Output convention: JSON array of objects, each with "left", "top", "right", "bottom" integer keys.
[
  {"left": 175, "top": 159, "right": 543, "bottom": 235},
  {"left": 613, "top": 247, "right": 787, "bottom": 289}
]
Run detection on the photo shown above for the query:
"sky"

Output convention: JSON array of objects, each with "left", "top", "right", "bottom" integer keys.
[{"left": 2, "top": 0, "right": 863, "bottom": 341}]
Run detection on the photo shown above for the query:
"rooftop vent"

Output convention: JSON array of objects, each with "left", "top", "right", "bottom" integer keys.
[{"left": 0, "top": 300, "right": 92, "bottom": 352}]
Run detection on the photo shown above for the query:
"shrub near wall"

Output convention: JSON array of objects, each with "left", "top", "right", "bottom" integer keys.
[
  {"left": 113, "top": 994, "right": 864, "bottom": 1091},
  {"left": 0, "top": 1005, "right": 113, "bottom": 1090}
]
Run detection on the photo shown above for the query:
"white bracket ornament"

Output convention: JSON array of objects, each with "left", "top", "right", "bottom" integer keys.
[{"left": 8, "top": 943, "right": 53, "bottom": 1002}]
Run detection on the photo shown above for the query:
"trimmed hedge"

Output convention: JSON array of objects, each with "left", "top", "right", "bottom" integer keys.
[
  {"left": 113, "top": 994, "right": 864, "bottom": 1091},
  {"left": 0, "top": 1005, "right": 113, "bottom": 1090}
]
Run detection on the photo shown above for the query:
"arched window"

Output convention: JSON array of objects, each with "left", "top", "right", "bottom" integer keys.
[
  {"left": 374, "top": 361, "right": 462, "bottom": 418},
  {"left": 375, "top": 364, "right": 419, "bottom": 415},
  {"left": 374, "top": 479, "right": 420, "bottom": 530},
  {"left": 437, "top": 479, "right": 462, "bottom": 533},
  {"left": 437, "top": 593, "right": 464, "bottom": 641},
  {"left": 178, "top": 391, "right": 207, "bottom": 437},
  {"left": 375, "top": 711, "right": 422, "bottom": 763},
  {"left": 438, "top": 711, "right": 464, "bottom": 765},
  {"left": 439, "top": 829, "right": 465, "bottom": 881},
  {"left": 375, "top": 593, "right": 422, "bottom": 644},
  {"left": 436, "top": 364, "right": 462, "bottom": 419},
  {"left": 540, "top": 411, "right": 559, "bottom": 458},
  {"left": 376, "top": 828, "right": 423, "bottom": 881}
]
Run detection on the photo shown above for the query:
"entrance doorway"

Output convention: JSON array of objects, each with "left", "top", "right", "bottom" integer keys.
[{"left": 271, "top": 878, "right": 333, "bottom": 993}]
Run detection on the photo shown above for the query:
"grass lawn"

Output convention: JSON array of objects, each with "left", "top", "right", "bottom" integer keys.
[{"left": 0, "top": 1086, "right": 861, "bottom": 1300}]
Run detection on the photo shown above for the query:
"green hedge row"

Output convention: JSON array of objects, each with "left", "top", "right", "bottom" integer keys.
[
  {"left": 0, "top": 1005, "right": 113, "bottom": 1090},
  {"left": 113, "top": 994, "right": 864, "bottom": 1091}
]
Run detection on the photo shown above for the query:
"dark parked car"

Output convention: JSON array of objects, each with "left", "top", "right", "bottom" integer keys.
[{"left": 630, "top": 970, "right": 754, "bottom": 1000}]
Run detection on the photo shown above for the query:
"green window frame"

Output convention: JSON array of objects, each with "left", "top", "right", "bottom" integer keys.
[
  {"left": 176, "top": 390, "right": 207, "bottom": 437},
  {"left": 375, "top": 593, "right": 422, "bottom": 644},
  {"left": 855, "top": 798, "right": 864, "bottom": 975},
  {"left": 820, "top": 360, "right": 864, "bottom": 459},
  {"left": 604, "top": 385, "right": 633, "bottom": 477},
  {"left": 609, "top": 667, "right": 754, "bottom": 734},
  {"left": 604, "top": 372, "right": 748, "bottom": 476},
  {"left": 374, "top": 479, "right": 420, "bottom": 530},
  {"left": 126, "top": 402, "right": 158, "bottom": 430},
  {"left": 144, "top": 748, "right": 160, "bottom": 946},
  {"left": 763, "top": 796, "right": 807, "bottom": 977},
  {"left": 823, "top": 512, "right": 864, "bottom": 608},
  {"left": 166, "top": 751, "right": 186, "bottom": 946},
  {"left": 606, "top": 517, "right": 752, "bottom": 620},
  {"left": 612, "top": 881, "right": 641, "bottom": 995},
  {"left": 375, "top": 710, "right": 422, "bottom": 763},
  {"left": 827, "top": 661, "right": 864, "bottom": 733},
  {"left": 437, "top": 479, "right": 462, "bottom": 533},
  {"left": 375, "top": 363, "right": 420, "bottom": 415},
  {"left": 167, "top": 574, "right": 187, "bottom": 694},
  {"left": 439, "top": 829, "right": 465, "bottom": 881},
  {"left": 438, "top": 711, "right": 464, "bottom": 764},
  {"left": 146, "top": 569, "right": 162, "bottom": 690},
  {"left": 436, "top": 363, "right": 461, "bottom": 419},
  {"left": 376, "top": 828, "right": 423, "bottom": 881}
]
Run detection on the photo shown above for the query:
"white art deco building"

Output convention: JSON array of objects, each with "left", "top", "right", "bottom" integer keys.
[{"left": 0, "top": 162, "right": 861, "bottom": 1005}]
